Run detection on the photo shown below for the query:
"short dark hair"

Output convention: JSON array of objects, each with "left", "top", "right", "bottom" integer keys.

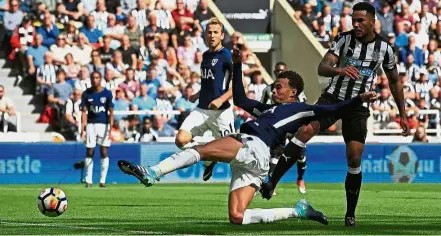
[
  {"left": 277, "top": 70, "right": 304, "bottom": 95},
  {"left": 353, "top": 2, "right": 376, "bottom": 17},
  {"left": 275, "top": 61, "right": 287, "bottom": 68},
  {"left": 91, "top": 71, "right": 101, "bottom": 78}
]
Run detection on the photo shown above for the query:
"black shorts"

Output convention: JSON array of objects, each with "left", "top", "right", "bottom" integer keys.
[{"left": 315, "top": 92, "right": 370, "bottom": 144}]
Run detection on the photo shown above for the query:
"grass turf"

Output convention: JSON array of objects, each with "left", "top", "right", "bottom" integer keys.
[{"left": 0, "top": 183, "right": 440, "bottom": 235}]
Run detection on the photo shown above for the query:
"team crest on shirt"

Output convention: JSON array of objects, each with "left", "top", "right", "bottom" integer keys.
[
  {"left": 100, "top": 97, "right": 106, "bottom": 103},
  {"left": 211, "top": 59, "right": 218, "bottom": 66},
  {"left": 371, "top": 50, "right": 381, "bottom": 61}
]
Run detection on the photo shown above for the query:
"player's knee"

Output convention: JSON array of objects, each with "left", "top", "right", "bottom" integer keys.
[
  {"left": 229, "top": 211, "right": 244, "bottom": 225},
  {"left": 297, "top": 123, "right": 319, "bottom": 141},
  {"left": 175, "top": 133, "right": 191, "bottom": 149},
  {"left": 86, "top": 149, "right": 94, "bottom": 157},
  {"left": 100, "top": 149, "right": 108, "bottom": 158}
]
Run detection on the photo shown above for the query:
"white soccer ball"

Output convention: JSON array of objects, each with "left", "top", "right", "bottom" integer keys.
[{"left": 37, "top": 188, "right": 68, "bottom": 217}]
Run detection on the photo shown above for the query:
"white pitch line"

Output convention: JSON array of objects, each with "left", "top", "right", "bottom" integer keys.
[{"left": 1, "top": 221, "right": 164, "bottom": 235}]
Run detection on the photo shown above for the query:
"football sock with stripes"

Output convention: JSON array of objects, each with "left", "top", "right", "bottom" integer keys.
[
  {"left": 296, "top": 156, "right": 306, "bottom": 181},
  {"left": 345, "top": 167, "right": 362, "bottom": 217},
  {"left": 85, "top": 157, "right": 93, "bottom": 184},
  {"left": 151, "top": 149, "right": 201, "bottom": 177},
  {"left": 100, "top": 157, "right": 109, "bottom": 184},
  {"left": 242, "top": 208, "right": 298, "bottom": 224}
]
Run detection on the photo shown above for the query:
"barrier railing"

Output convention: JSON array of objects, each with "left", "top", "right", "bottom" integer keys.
[{"left": 372, "top": 109, "right": 441, "bottom": 138}]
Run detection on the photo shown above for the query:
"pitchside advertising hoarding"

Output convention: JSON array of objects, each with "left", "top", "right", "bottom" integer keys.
[
  {"left": 214, "top": 0, "right": 270, "bottom": 33},
  {"left": 0, "top": 143, "right": 440, "bottom": 184}
]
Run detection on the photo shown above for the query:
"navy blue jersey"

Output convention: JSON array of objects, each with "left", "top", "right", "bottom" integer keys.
[
  {"left": 198, "top": 47, "right": 232, "bottom": 110},
  {"left": 232, "top": 63, "right": 363, "bottom": 149},
  {"left": 80, "top": 88, "right": 114, "bottom": 124}
]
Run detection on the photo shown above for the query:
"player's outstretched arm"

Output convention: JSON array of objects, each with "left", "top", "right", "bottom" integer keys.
[
  {"left": 232, "top": 58, "right": 272, "bottom": 116},
  {"left": 311, "top": 92, "right": 378, "bottom": 118}
]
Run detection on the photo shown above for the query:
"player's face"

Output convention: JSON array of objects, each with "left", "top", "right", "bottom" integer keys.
[
  {"left": 271, "top": 78, "right": 296, "bottom": 104},
  {"left": 352, "top": 10, "right": 375, "bottom": 39},
  {"left": 92, "top": 73, "right": 102, "bottom": 88},
  {"left": 205, "top": 24, "right": 224, "bottom": 50}
]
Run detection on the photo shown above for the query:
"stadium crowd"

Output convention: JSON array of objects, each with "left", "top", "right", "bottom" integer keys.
[
  {"left": 289, "top": 0, "right": 441, "bottom": 137},
  {"left": 1, "top": 0, "right": 439, "bottom": 142},
  {"left": 1, "top": 0, "right": 266, "bottom": 141}
]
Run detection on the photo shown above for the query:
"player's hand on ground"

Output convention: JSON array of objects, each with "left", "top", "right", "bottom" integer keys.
[
  {"left": 337, "top": 66, "right": 359, "bottom": 80},
  {"left": 400, "top": 117, "right": 411, "bottom": 136},
  {"left": 359, "top": 91, "right": 379, "bottom": 102},
  {"left": 209, "top": 98, "right": 223, "bottom": 110},
  {"left": 232, "top": 47, "right": 241, "bottom": 64}
]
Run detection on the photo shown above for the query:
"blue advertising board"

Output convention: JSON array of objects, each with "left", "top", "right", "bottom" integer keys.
[{"left": 0, "top": 143, "right": 440, "bottom": 184}]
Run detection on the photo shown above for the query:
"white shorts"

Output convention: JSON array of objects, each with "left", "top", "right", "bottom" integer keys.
[
  {"left": 229, "top": 134, "right": 270, "bottom": 192},
  {"left": 180, "top": 107, "right": 235, "bottom": 138},
  {"left": 86, "top": 123, "right": 111, "bottom": 148}
]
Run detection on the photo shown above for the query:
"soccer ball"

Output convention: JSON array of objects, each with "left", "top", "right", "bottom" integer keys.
[{"left": 37, "top": 188, "right": 68, "bottom": 217}]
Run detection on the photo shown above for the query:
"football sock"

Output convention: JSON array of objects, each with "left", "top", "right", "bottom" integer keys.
[
  {"left": 100, "top": 157, "right": 109, "bottom": 184},
  {"left": 242, "top": 208, "right": 298, "bottom": 224},
  {"left": 268, "top": 155, "right": 280, "bottom": 177},
  {"left": 345, "top": 167, "right": 362, "bottom": 217},
  {"left": 85, "top": 157, "right": 93, "bottom": 184},
  {"left": 151, "top": 149, "right": 201, "bottom": 177},
  {"left": 269, "top": 138, "right": 305, "bottom": 187},
  {"left": 296, "top": 156, "right": 306, "bottom": 181}
]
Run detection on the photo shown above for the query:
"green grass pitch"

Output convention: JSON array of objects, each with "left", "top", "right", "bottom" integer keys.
[{"left": 0, "top": 183, "right": 440, "bottom": 235}]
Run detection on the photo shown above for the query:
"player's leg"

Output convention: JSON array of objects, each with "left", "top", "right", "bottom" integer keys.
[
  {"left": 97, "top": 124, "right": 111, "bottom": 188},
  {"left": 118, "top": 136, "right": 244, "bottom": 186},
  {"left": 175, "top": 108, "right": 208, "bottom": 149},
  {"left": 296, "top": 148, "right": 307, "bottom": 194},
  {"left": 84, "top": 124, "right": 97, "bottom": 188},
  {"left": 203, "top": 108, "right": 235, "bottom": 181},
  {"left": 341, "top": 112, "right": 369, "bottom": 227}
]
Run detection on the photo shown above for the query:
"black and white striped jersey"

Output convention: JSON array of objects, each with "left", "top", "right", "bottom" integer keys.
[{"left": 325, "top": 30, "right": 396, "bottom": 102}]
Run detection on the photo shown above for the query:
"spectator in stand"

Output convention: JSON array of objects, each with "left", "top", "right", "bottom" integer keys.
[
  {"left": 132, "top": 83, "right": 156, "bottom": 120},
  {"left": 3, "top": 0, "right": 23, "bottom": 35},
  {"left": 113, "top": 88, "right": 130, "bottom": 122},
  {"left": 400, "top": 53, "right": 420, "bottom": 82},
  {"left": 62, "top": 0, "right": 84, "bottom": 21},
  {"left": 171, "top": 0, "right": 194, "bottom": 31},
  {"left": 429, "top": 20, "right": 441, "bottom": 47},
  {"left": 301, "top": 3, "right": 318, "bottom": 33},
  {"left": 47, "top": 69, "right": 73, "bottom": 129},
  {"left": 395, "top": 22, "right": 409, "bottom": 48},
  {"left": 72, "top": 33, "right": 93, "bottom": 65},
  {"left": 74, "top": 66, "right": 91, "bottom": 92},
  {"left": 152, "top": 114, "right": 175, "bottom": 137},
  {"left": 171, "top": 18, "right": 191, "bottom": 48},
  {"left": 372, "top": 88, "right": 400, "bottom": 129},
  {"left": 37, "top": 52, "right": 58, "bottom": 96},
  {"left": 191, "top": 27, "right": 207, "bottom": 52},
  {"left": 65, "top": 21, "right": 80, "bottom": 46},
  {"left": 399, "top": 35, "right": 424, "bottom": 66},
  {"left": 318, "top": 5, "right": 338, "bottom": 36},
  {"left": 426, "top": 53, "right": 441, "bottom": 83},
  {"left": 90, "top": 0, "right": 109, "bottom": 31},
  {"left": 155, "top": 87, "right": 174, "bottom": 122},
  {"left": 248, "top": 72, "right": 267, "bottom": 102},
  {"left": 412, "top": 126, "right": 430, "bottom": 142},
  {"left": 27, "top": 34, "right": 48, "bottom": 77},
  {"left": 118, "top": 68, "right": 140, "bottom": 100},
  {"left": 402, "top": 73, "right": 416, "bottom": 101},
  {"left": 106, "top": 49, "right": 127, "bottom": 78},
  {"left": 9, "top": 15, "right": 34, "bottom": 77},
  {"left": 104, "top": 13, "right": 125, "bottom": 49},
  {"left": 177, "top": 35, "right": 197, "bottom": 68},
  {"left": 190, "top": 49, "right": 202, "bottom": 72},
  {"left": 37, "top": 11, "right": 60, "bottom": 48},
  {"left": 139, "top": 117, "right": 158, "bottom": 142},
  {"left": 80, "top": 15, "right": 103, "bottom": 48},
  {"left": 315, "top": 19, "right": 332, "bottom": 48},
  {"left": 143, "top": 66, "right": 161, "bottom": 99},
  {"left": 153, "top": 0, "right": 175, "bottom": 33},
  {"left": 149, "top": 53, "right": 171, "bottom": 81},
  {"left": 415, "top": 4, "right": 437, "bottom": 34},
  {"left": 54, "top": 4, "right": 70, "bottom": 30},
  {"left": 119, "top": 35, "right": 138, "bottom": 69},
  {"left": 62, "top": 53, "right": 81, "bottom": 83},
  {"left": 175, "top": 85, "right": 196, "bottom": 113},
  {"left": 130, "top": 0, "right": 150, "bottom": 32},
  {"left": 411, "top": 21, "right": 429, "bottom": 50},
  {"left": 104, "top": 68, "right": 120, "bottom": 91},
  {"left": 193, "top": 0, "right": 213, "bottom": 32},
  {"left": 99, "top": 35, "right": 115, "bottom": 63},
  {"left": 415, "top": 70, "right": 433, "bottom": 103},
  {"left": 158, "top": 34, "right": 177, "bottom": 69},
  {"left": 0, "top": 85, "right": 17, "bottom": 132},
  {"left": 144, "top": 12, "right": 165, "bottom": 35},
  {"left": 115, "top": 6, "right": 128, "bottom": 24},
  {"left": 87, "top": 50, "right": 106, "bottom": 78},
  {"left": 65, "top": 88, "right": 82, "bottom": 140},
  {"left": 395, "top": 3, "right": 415, "bottom": 33},
  {"left": 416, "top": 98, "right": 430, "bottom": 128},
  {"left": 323, "top": 0, "right": 343, "bottom": 16},
  {"left": 124, "top": 15, "right": 144, "bottom": 49},
  {"left": 377, "top": 2, "right": 394, "bottom": 37},
  {"left": 135, "top": 59, "right": 147, "bottom": 82},
  {"left": 425, "top": 40, "right": 441, "bottom": 65},
  {"left": 123, "top": 114, "right": 141, "bottom": 142},
  {"left": 188, "top": 71, "right": 200, "bottom": 93},
  {"left": 51, "top": 34, "right": 72, "bottom": 65},
  {"left": 105, "top": 0, "right": 121, "bottom": 14}
]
